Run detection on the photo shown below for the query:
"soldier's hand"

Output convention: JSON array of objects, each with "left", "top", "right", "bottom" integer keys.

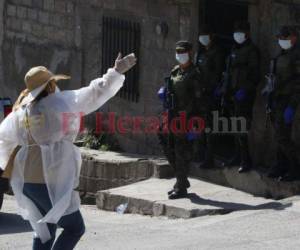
[{"left": 114, "top": 52, "right": 137, "bottom": 74}]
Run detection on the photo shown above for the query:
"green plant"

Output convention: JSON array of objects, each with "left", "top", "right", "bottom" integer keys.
[{"left": 81, "top": 130, "right": 121, "bottom": 152}]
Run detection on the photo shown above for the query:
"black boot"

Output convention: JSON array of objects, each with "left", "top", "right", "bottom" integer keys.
[
  {"left": 222, "top": 154, "right": 240, "bottom": 167},
  {"left": 168, "top": 179, "right": 190, "bottom": 195},
  {"left": 269, "top": 151, "right": 289, "bottom": 179},
  {"left": 238, "top": 151, "right": 252, "bottom": 173},
  {"left": 168, "top": 189, "right": 188, "bottom": 199},
  {"left": 199, "top": 150, "right": 214, "bottom": 169},
  {"left": 238, "top": 161, "right": 252, "bottom": 173},
  {"left": 268, "top": 165, "right": 286, "bottom": 178},
  {"left": 279, "top": 159, "right": 300, "bottom": 182}
]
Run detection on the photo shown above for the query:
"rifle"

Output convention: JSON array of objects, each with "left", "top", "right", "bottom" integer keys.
[
  {"left": 261, "top": 59, "right": 276, "bottom": 127},
  {"left": 220, "top": 54, "right": 232, "bottom": 115}
]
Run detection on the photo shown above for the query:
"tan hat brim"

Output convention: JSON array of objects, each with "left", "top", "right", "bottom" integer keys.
[{"left": 20, "top": 74, "right": 70, "bottom": 107}]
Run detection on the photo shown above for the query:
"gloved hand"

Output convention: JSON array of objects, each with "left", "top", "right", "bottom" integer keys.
[
  {"left": 235, "top": 89, "right": 246, "bottom": 101},
  {"left": 284, "top": 106, "right": 295, "bottom": 125},
  {"left": 158, "top": 86, "right": 166, "bottom": 102},
  {"left": 213, "top": 87, "right": 222, "bottom": 99},
  {"left": 186, "top": 130, "right": 200, "bottom": 141},
  {"left": 114, "top": 53, "right": 137, "bottom": 74}
]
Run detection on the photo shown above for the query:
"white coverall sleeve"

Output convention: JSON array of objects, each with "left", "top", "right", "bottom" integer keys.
[
  {"left": 52, "top": 68, "right": 125, "bottom": 115},
  {"left": 0, "top": 112, "right": 19, "bottom": 171}
]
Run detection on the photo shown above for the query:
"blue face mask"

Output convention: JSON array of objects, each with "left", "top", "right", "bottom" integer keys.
[
  {"left": 233, "top": 32, "right": 246, "bottom": 44},
  {"left": 176, "top": 53, "right": 189, "bottom": 65},
  {"left": 279, "top": 39, "right": 292, "bottom": 50}
]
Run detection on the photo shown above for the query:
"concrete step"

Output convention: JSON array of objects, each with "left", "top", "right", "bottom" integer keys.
[{"left": 96, "top": 178, "right": 287, "bottom": 219}]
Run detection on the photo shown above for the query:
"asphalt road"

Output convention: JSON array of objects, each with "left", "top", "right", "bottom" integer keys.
[{"left": 1, "top": 194, "right": 300, "bottom": 250}]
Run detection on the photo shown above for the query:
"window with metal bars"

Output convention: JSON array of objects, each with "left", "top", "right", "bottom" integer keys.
[{"left": 102, "top": 16, "right": 141, "bottom": 102}]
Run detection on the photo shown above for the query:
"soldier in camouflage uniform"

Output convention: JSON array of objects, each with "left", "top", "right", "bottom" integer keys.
[
  {"left": 158, "top": 41, "right": 203, "bottom": 199},
  {"left": 222, "top": 21, "right": 260, "bottom": 173},
  {"left": 267, "top": 26, "right": 300, "bottom": 181},
  {"left": 195, "top": 25, "right": 225, "bottom": 168}
]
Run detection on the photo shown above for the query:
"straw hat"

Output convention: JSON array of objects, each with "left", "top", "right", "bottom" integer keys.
[{"left": 20, "top": 66, "right": 70, "bottom": 106}]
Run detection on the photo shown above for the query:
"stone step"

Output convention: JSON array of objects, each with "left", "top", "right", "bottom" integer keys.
[
  {"left": 96, "top": 178, "right": 286, "bottom": 219},
  {"left": 189, "top": 162, "right": 300, "bottom": 200}
]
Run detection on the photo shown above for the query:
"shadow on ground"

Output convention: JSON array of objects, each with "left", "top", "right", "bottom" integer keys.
[
  {"left": 187, "top": 193, "right": 292, "bottom": 212},
  {"left": 0, "top": 212, "right": 32, "bottom": 235}
]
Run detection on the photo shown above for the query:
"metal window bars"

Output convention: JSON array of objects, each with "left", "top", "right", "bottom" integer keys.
[{"left": 102, "top": 16, "right": 141, "bottom": 102}]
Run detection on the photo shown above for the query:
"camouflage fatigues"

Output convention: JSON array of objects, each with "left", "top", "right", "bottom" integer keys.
[
  {"left": 271, "top": 46, "right": 300, "bottom": 172},
  {"left": 164, "top": 64, "right": 202, "bottom": 190},
  {"left": 228, "top": 40, "right": 260, "bottom": 164}
]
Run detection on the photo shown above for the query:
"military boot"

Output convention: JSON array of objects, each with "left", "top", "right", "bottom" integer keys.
[
  {"left": 278, "top": 157, "right": 300, "bottom": 182},
  {"left": 267, "top": 151, "right": 288, "bottom": 178},
  {"left": 222, "top": 153, "right": 240, "bottom": 167},
  {"left": 168, "top": 188, "right": 188, "bottom": 200},
  {"left": 199, "top": 151, "right": 214, "bottom": 169},
  {"left": 168, "top": 178, "right": 190, "bottom": 195},
  {"left": 238, "top": 152, "right": 252, "bottom": 173}
]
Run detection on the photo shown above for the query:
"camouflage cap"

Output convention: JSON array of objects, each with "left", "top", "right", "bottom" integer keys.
[
  {"left": 175, "top": 40, "right": 193, "bottom": 51},
  {"left": 277, "top": 25, "right": 298, "bottom": 38},
  {"left": 234, "top": 21, "right": 251, "bottom": 32}
]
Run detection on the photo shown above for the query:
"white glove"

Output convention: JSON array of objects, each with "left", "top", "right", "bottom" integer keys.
[{"left": 114, "top": 53, "right": 137, "bottom": 74}]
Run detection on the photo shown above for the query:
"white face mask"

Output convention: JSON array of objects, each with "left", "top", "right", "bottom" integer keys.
[
  {"left": 176, "top": 53, "right": 189, "bottom": 65},
  {"left": 199, "top": 35, "right": 211, "bottom": 47},
  {"left": 278, "top": 39, "right": 292, "bottom": 50},
  {"left": 233, "top": 32, "right": 246, "bottom": 44}
]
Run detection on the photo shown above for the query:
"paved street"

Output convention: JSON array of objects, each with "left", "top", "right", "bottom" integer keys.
[{"left": 1, "top": 193, "right": 300, "bottom": 250}]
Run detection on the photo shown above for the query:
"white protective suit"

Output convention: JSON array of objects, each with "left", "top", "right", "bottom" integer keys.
[{"left": 0, "top": 68, "right": 125, "bottom": 243}]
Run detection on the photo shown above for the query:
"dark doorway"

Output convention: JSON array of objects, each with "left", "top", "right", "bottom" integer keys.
[
  {"left": 204, "top": 0, "right": 249, "bottom": 53},
  {"left": 202, "top": 0, "right": 249, "bottom": 161}
]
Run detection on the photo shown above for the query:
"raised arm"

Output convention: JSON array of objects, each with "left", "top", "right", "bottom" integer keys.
[{"left": 44, "top": 53, "right": 137, "bottom": 115}]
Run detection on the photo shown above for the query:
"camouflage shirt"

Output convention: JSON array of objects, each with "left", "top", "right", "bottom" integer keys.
[{"left": 170, "top": 64, "right": 203, "bottom": 117}]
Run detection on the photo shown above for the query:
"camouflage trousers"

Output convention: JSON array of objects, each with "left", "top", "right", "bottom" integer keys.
[{"left": 159, "top": 132, "right": 192, "bottom": 190}]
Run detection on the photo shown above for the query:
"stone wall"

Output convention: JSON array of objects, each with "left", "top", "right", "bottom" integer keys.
[
  {"left": 1, "top": 0, "right": 299, "bottom": 166},
  {"left": 1, "top": 0, "right": 82, "bottom": 101}
]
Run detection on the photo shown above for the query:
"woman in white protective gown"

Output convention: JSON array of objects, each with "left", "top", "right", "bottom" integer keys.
[{"left": 0, "top": 53, "right": 136, "bottom": 250}]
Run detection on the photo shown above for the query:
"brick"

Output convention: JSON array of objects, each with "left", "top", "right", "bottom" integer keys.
[
  {"left": 55, "top": 0, "right": 66, "bottom": 13},
  {"left": 55, "top": 29, "right": 67, "bottom": 42},
  {"left": 7, "top": 4, "right": 17, "bottom": 17},
  {"left": 50, "top": 13, "right": 62, "bottom": 27},
  {"left": 27, "top": 8, "right": 37, "bottom": 20},
  {"left": 43, "top": 25, "right": 55, "bottom": 38},
  {"left": 5, "top": 30, "right": 15, "bottom": 40},
  {"left": 31, "top": 24, "right": 42, "bottom": 38},
  {"left": 9, "top": 18, "right": 22, "bottom": 31},
  {"left": 22, "top": 0, "right": 32, "bottom": 6},
  {"left": 17, "top": 6, "right": 27, "bottom": 19},
  {"left": 66, "top": 2, "right": 74, "bottom": 13},
  {"left": 32, "top": 0, "right": 44, "bottom": 9},
  {"left": 15, "top": 32, "right": 27, "bottom": 42},
  {"left": 44, "top": 0, "right": 54, "bottom": 11},
  {"left": 22, "top": 21, "right": 31, "bottom": 33},
  {"left": 63, "top": 16, "right": 74, "bottom": 28},
  {"left": 38, "top": 10, "right": 49, "bottom": 25}
]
